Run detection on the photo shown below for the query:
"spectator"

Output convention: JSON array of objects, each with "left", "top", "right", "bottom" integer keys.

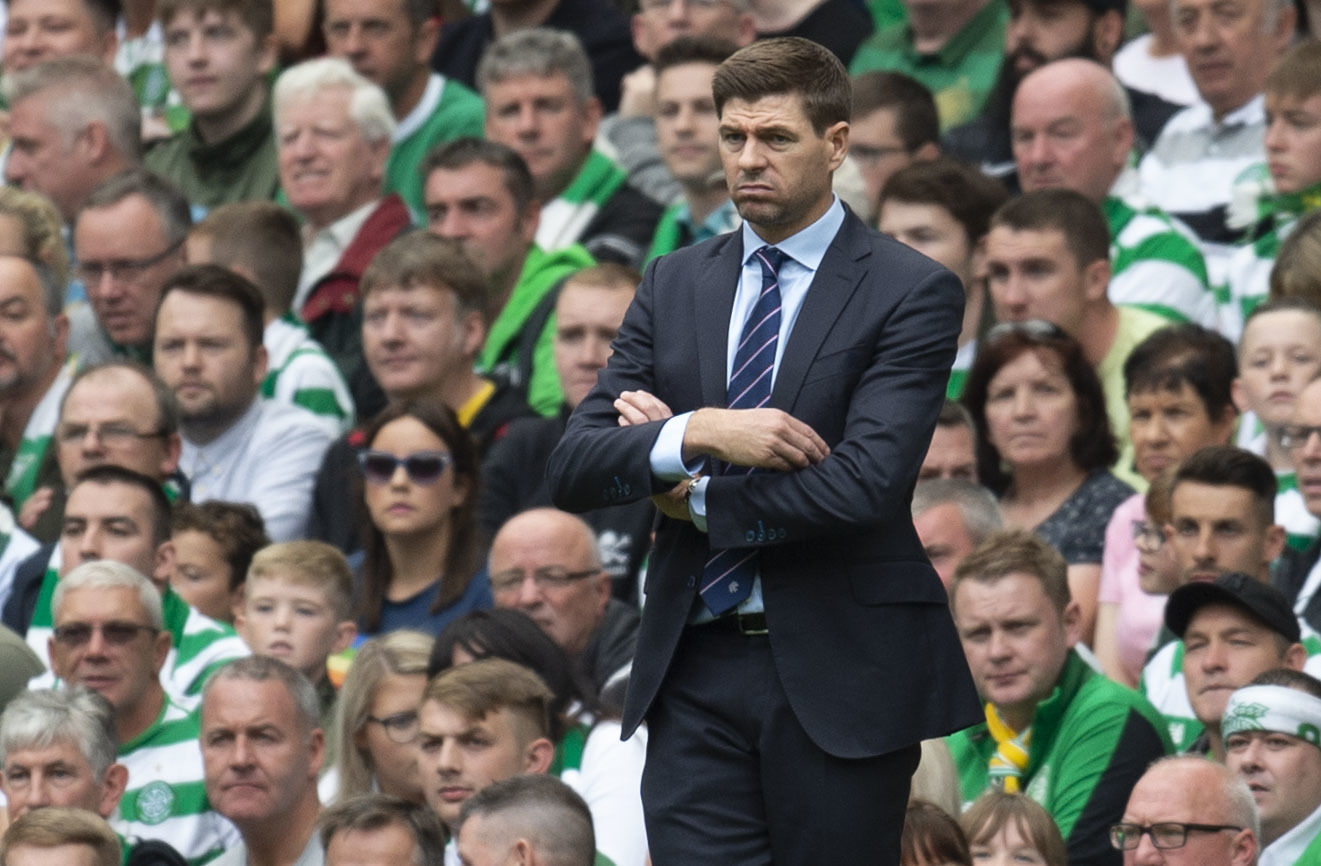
[
  {"left": 1011, "top": 59, "right": 1215, "bottom": 329},
  {"left": 1223, "top": 669, "right": 1321, "bottom": 864},
  {"left": 322, "top": 0, "right": 484, "bottom": 218},
  {"left": 878, "top": 159, "right": 1008, "bottom": 399},
  {"left": 911, "top": 479, "right": 1001, "bottom": 589},
  {"left": 846, "top": 73, "right": 941, "bottom": 225},
  {"left": 919, "top": 402, "right": 979, "bottom": 481},
  {"left": 959, "top": 792, "right": 1067, "bottom": 866},
  {"left": 154, "top": 265, "right": 334, "bottom": 541},
  {"left": 200, "top": 656, "right": 326, "bottom": 866},
  {"left": 478, "top": 29, "right": 662, "bottom": 268},
  {"left": 1115, "top": 756, "right": 1258, "bottom": 866},
  {"left": 275, "top": 57, "right": 409, "bottom": 420},
  {"left": 1270, "top": 209, "right": 1321, "bottom": 305},
  {"left": 355, "top": 400, "right": 491, "bottom": 637},
  {"left": 319, "top": 793, "right": 447, "bottom": 866},
  {"left": 0, "top": 807, "right": 121, "bottom": 866},
  {"left": 145, "top": 0, "right": 282, "bottom": 206},
  {"left": 901, "top": 801, "right": 971, "bottom": 866},
  {"left": 1112, "top": 0, "right": 1198, "bottom": 106},
  {"left": 962, "top": 323, "right": 1134, "bottom": 642},
  {"left": 423, "top": 138, "right": 593, "bottom": 418},
  {"left": 747, "top": 0, "right": 874, "bottom": 68},
  {"left": 324, "top": 630, "right": 432, "bottom": 806},
  {"left": 456, "top": 775, "right": 597, "bottom": 866},
  {"left": 169, "top": 500, "right": 269, "bottom": 624},
  {"left": 1094, "top": 324, "right": 1238, "bottom": 685},
  {"left": 1, "top": 0, "right": 118, "bottom": 76},
  {"left": 1281, "top": 376, "right": 1321, "bottom": 632},
  {"left": 948, "top": 529, "right": 1170, "bottom": 865},
  {"left": 186, "top": 202, "right": 355, "bottom": 437}
]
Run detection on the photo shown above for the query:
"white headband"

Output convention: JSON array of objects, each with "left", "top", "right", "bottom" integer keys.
[{"left": 1222, "top": 684, "right": 1321, "bottom": 746}]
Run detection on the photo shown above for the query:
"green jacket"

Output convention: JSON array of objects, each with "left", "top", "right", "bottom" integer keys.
[
  {"left": 143, "top": 95, "right": 280, "bottom": 208},
  {"left": 950, "top": 651, "right": 1172, "bottom": 866},
  {"left": 384, "top": 74, "right": 486, "bottom": 220}
]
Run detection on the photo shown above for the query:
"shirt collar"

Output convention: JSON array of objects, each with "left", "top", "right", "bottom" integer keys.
[
  {"left": 394, "top": 73, "right": 443, "bottom": 143},
  {"left": 302, "top": 199, "right": 378, "bottom": 251},
  {"left": 740, "top": 195, "right": 844, "bottom": 271}
]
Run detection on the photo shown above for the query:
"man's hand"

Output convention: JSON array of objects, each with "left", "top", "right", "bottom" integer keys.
[
  {"left": 652, "top": 479, "right": 694, "bottom": 522},
  {"left": 617, "top": 65, "right": 657, "bottom": 118},
  {"left": 17, "top": 487, "right": 52, "bottom": 530},
  {"left": 616, "top": 390, "right": 674, "bottom": 426},
  {"left": 684, "top": 408, "right": 830, "bottom": 471}
]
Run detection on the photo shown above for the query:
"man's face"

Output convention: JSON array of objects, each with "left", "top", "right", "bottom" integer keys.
[
  {"left": 719, "top": 93, "right": 847, "bottom": 242},
  {"left": 853, "top": 108, "right": 917, "bottom": 212},
  {"left": 3, "top": 0, "right": 115, "bottom": 74},
  {"left": 48, "top": 585, "right": 168, "bottom": 716},
  {"left": 6, "top": 96, "right": 96, "bottom": 224},
  {"left": 631, "top": 0, "right": 754, "bottom": 59},
  {"left": 953, "top": 572, "right": 1077, "bottom": 725},
  {"left": 362, "top": 283, "right": 482, "bottom": 400},
  {"left": 1167, "top": 482, "right": 1281, "bottom": 584},
  {"left": 1264, "top": 91, "right": 1321, "bottom": 195},
  {"left": 879, "top": 200, "right": 977, "bottom": 291},
  {"left": 915, "top": 503, "right": 977, "bottom": 589},
  {"left": 164, "top": 8, "right": 275, "bottom": 124},
  {"left": 74, "top": 195, "right": 183, "bottom": 349},
  {"left": 1183, "top": 604, "right": 1290, "bottom": 727},
  {"left": 1012, "top": 71, "right": 1130, "bottom": 200},
  {"left": 1005, "top": 0, "right": 1101, "bottom": 80},
  {"left": 489, "top": 514, "right": 611, "bottom": 657},
  {"left": 1173, "top": 0, "right": 1291, "bottom": 118},
  {"left": 919, "top": 423, "right": 977, "bottom": 481},
  {"left": 985, "top": 225, "right": 1093, "bottom": 336},
  {"left": 324, "top": 0, "right": 434, "bottom": 104},
  {"left": 56, "top": 368, "right": 179, "bottom": 487},
  {"left": 553, "top": 284, "right": 632, "bottom": 410},
  {"left": 1226, "top": 728, "right": 1321, "bottom": 845},
  {"left": 2, "top": 739, "right": 119, "bottom": 821},
  {"left": 484, "top": 73, "right": 600, "bottom": 200},
  {"left": 1127, "top": 383, "right": 1234, "bottom": 481},
  {"left": 201, "top": 677, "right": 322, "bottom": 827},
  {"left": 153, "top": 291, "right": 265, "bottom": 438},
  {"left": 655, "top": 61, "right": 723, "bottom": 191},
  {"left": 278, "top": 86, "right": 389, "bottom": 230},
  {"left": 417, "top": 700, "right": 540, "bottom": 830},
  {"left": 424, "top": 163, "right": 536, "bottom": 285},
  {"left": 60, "top": 481, "right": 163, "bottom": 580},
  {"left": 1289, "top": 380, "right": 1321, "bottom": 516},
  {"left": 238, "top": 573, "right": 351, "bottom": 683},
  {"left": 326, "top": 824, "right": 419, "bottom": 866},
  {"left": 1234, "top": 309, "right": 1321, "bottom": 431},
  {"left": 0, "top": 256, "right": 64, "bottom": 398},
  {"left": 1121, "top": 762, "right": 1256, "bottom": 866}
]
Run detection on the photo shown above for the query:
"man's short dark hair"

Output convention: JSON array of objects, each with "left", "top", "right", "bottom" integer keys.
[
  {"left": 421, "top": 137, "right": 537, "bottom": 215},
  {"left": 457, "top": 775, "right": 595, "bottom": 866},
  {"left": 318, "top": 794, "right": 447, "bottom": 866},
  {"left": 71, "top": 464, "right": 173, "bottom": 547},
  {"left": 1250, "top": 668, "right": 1321, "bottom": 699},
  {"left": 159, "top": 264, "right": 266, "bottom": 352},
  {"left": 852, "top": 71, "right": 939, "bottom": 153},
  {"left": 1122, "top": 324, "right": 1238, "bottom": 420},
  {"left": 62, "top": 361, "right": 180, "bottom": 439},
  {"left": 950, "top": 529, "right": 1071, "bottom": 616},
  {"left": 1172, "top": 445, "right": 1277, "bottom": 525},
  {"left": 990, "top": 189, "right": 1109, "bottom": 270},
  {"left": 654, "top": 35, "right": 739, "bottom": 76},
  {"left": 880, "top": 158, "right": 1009, "bottom": 246},
  {"left": 936, "top": 400, "right": 976, "bottom": 432},
  {"left": 712, "top": 37, "right": 850, "bottom": 135},
  {"left": 80, "top": 168, "right": 193, "bottom": 247},
  {"left": 171, "top": 501, "right": 270, "bottom": 592},
  {"left": 360, "top": 230, "right": 492, "bottom": 325}
]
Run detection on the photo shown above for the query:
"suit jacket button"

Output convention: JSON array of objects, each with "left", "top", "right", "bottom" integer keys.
[
  {"left": 745, "top": 530, "right": 756, "bottom": 542},
  {"left": 686, "top": 576, "right": 696, "bottom": 588}
]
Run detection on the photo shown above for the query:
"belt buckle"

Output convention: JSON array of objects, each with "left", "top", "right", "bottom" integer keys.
[{"left": 737, "top": 612, "right": 768, "bottom": 635}]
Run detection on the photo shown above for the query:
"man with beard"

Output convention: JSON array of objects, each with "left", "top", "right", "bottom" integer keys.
[{"left": 943, "top": 0, "right": 1179, "bottom": 188}]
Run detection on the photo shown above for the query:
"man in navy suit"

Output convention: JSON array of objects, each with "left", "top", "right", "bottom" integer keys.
[{"left": 547, "top": 37, "right": 980, "bottom": 864}]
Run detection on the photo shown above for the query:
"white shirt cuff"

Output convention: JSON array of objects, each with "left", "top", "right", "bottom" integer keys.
[{"left": 649, "top": 412, "right": 701, "bottom": 480}]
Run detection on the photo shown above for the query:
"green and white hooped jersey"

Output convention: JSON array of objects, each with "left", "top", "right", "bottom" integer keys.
[
  {"left": 1103, "top": 194, "right": 1216, "bottom": 328},
  {"left": 261, "top": 314, "right": 355, "bottom": 437}
]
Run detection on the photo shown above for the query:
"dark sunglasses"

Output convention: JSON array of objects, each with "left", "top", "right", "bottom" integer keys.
[
  {"left": 52, "top": 621, "right": 159, "bottom": 647},
  {"left": 358, "top": 450, "right": 453, "bottom": 484}
]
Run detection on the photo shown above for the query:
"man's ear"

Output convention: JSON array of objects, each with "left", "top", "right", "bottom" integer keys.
[
  {"left": 99, "top": 763, "right": 130, "bottom": 819},
  {"left": 1230, "top": 376, "right": 1249, "bottom": 414},
  {"left": 1264, "top": 523, "right": 1287, "bottom": 565},
  {"left": 825, "top": 121, "right": 849, "bottom": 173},
  {"left": 1091, "top": 9, "right": 1124, "bottom": 63},
  {"left": 525, "top": 737, "right": 555, "bottom": 774},
  {"left": 151, "top": 628, "right": 173, "bottom": 676},
  {"left": 153, "top": 540, "right": 176, "bottom": 594},
  {"left": 1082, "top": 257, "right": 1112, "bottom": 304},
  {"left": 333, "top": 620, "right": 357, "bottom": 654},
  {"left": 1284, "top": 641, "right": 1308, "bottom": 671},
  {"left": 1061, "top": 599, "right": 1083, "bottom": 648},
  {"left": 251, "top": 343, "right": 269, "bottom": 386}
]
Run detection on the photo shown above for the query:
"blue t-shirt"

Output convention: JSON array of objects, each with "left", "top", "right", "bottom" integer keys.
[{"left": 363, "top": 567, "right": 493, "bottom": 637}]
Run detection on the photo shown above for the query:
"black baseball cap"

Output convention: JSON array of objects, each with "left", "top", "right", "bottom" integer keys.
[{"left": 1165, "top": 573, "right": 1300, "bottom": 643}]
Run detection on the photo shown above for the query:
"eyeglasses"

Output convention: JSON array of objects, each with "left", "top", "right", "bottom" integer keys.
[
  {"left": 364, "top": 710, "right": 419, "bottom": 745},
  {"left": 74, "top": 238, "right": 184, "bottom": 285},
  {"left": 358, "top": 450, "right": 453, "bottom": 485},
  {"left": 1132, "top": 520, "right": 1164, "bottom": 551},
  {"left": 489, "top": 566, "right": 601, "bottom": 595},
  {"left": 1109, "top": 822, "right": 1244, "bottom": 851},
  {"left": 1278, "top": 425, "right": 1321, "bottom": 451},
  {"left": 639, "top": 0, "right": 725, "bottom": 10},
  {"left": 52, "top": 620, "right": 159, "bottom": 647},
  {"left": 56, "top": 422, "right": 167, "bottom": 446},
  {"left": 985, "top": 319, "right": 1069, "bottom": 343}
]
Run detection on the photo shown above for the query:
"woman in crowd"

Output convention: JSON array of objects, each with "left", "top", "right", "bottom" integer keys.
[
  {"left": 356, "top": 399, "right": 491, "bottom": 637},
  {"left": 963, "top": 322, "right": 1133, "bottom": 645},
  {"left": 324, "top": 629, "right": 433, "bottom": 805},
  {"left": 960, "top": 792, "right": 1067, "bottom": 866}
]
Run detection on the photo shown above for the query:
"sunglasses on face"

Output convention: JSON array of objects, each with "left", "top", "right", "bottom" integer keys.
[
  {"left": 52, "top": 621, "right": 159, "bottom": 647},
  {"left": 357, "top": 450, "right": 454, "bottom": 485}
]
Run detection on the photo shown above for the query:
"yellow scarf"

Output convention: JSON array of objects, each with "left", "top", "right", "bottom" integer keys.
[{"left": 986, "top": 703, "right": 1031, "bottom": 793}]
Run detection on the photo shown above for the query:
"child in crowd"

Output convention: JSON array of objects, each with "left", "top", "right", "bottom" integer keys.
[
  {"left": 960, "top": 792, "right": 1068, "bottom": 866},
  {"left": 170, "top": 501, "right": 270, "bottom": 623},
  {"left": 901, "top": 801, "right": 971, "bottom": 866},
  {"left": 1233, "top": 298, "right": 1321, "bottom": 550},
  {"left": 236, "top": 541, "right": 358, "bottom": 724}
]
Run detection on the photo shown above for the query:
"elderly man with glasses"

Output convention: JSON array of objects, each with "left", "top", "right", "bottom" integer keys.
[{"left": 1114, "top": 755, "right": 1258, "bottom": 866}]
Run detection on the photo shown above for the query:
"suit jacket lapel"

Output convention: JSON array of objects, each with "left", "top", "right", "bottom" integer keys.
[
  {"left": 770, "top": 211, "right": 870, "bottom": 409},
  {"left": 696, "top": 234, "right": 744, "bottom": 407}
]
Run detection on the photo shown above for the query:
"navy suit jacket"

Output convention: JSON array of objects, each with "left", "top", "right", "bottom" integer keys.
[{"left": 546, "top": 207, "right": 982, "bottom": 758}]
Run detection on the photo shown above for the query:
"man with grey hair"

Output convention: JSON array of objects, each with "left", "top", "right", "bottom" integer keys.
[
  {"left": 319, "top": 794, "right": 447, "bottom": 866},
  {"left": 0, "top": 688, "right": 127, "bottom": 822},
  {"left": 72, "top": 169, "right": 191, "bottom": 362},
  {"left": 274, "top": 57, "right": 409, "bottom": 419},
  {"left": 47, "top": 560, "right": 237, "bottom": 862},
  {"left": 1115, "top": 755, "right": 1259, "bottom": 865},
  {"left": 1012, "top": 59, "right": 1215, "bottom": 329},
  {"left": 478, "top": 29, "right": 662, "bottom": 269},
  {"left": 456, "top": 775, "right": 597, "bottom": 866},
  {"left": 201, "top": 656, "right": 326, "bottom": 866},
  {"left": 911, "top": 479, "right": 1000, "bottom": 589}
]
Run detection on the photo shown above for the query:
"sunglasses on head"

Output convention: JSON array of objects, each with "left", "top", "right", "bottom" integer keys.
[{"left": 358, "top": 450, "right": 453, "bottom": 484}]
